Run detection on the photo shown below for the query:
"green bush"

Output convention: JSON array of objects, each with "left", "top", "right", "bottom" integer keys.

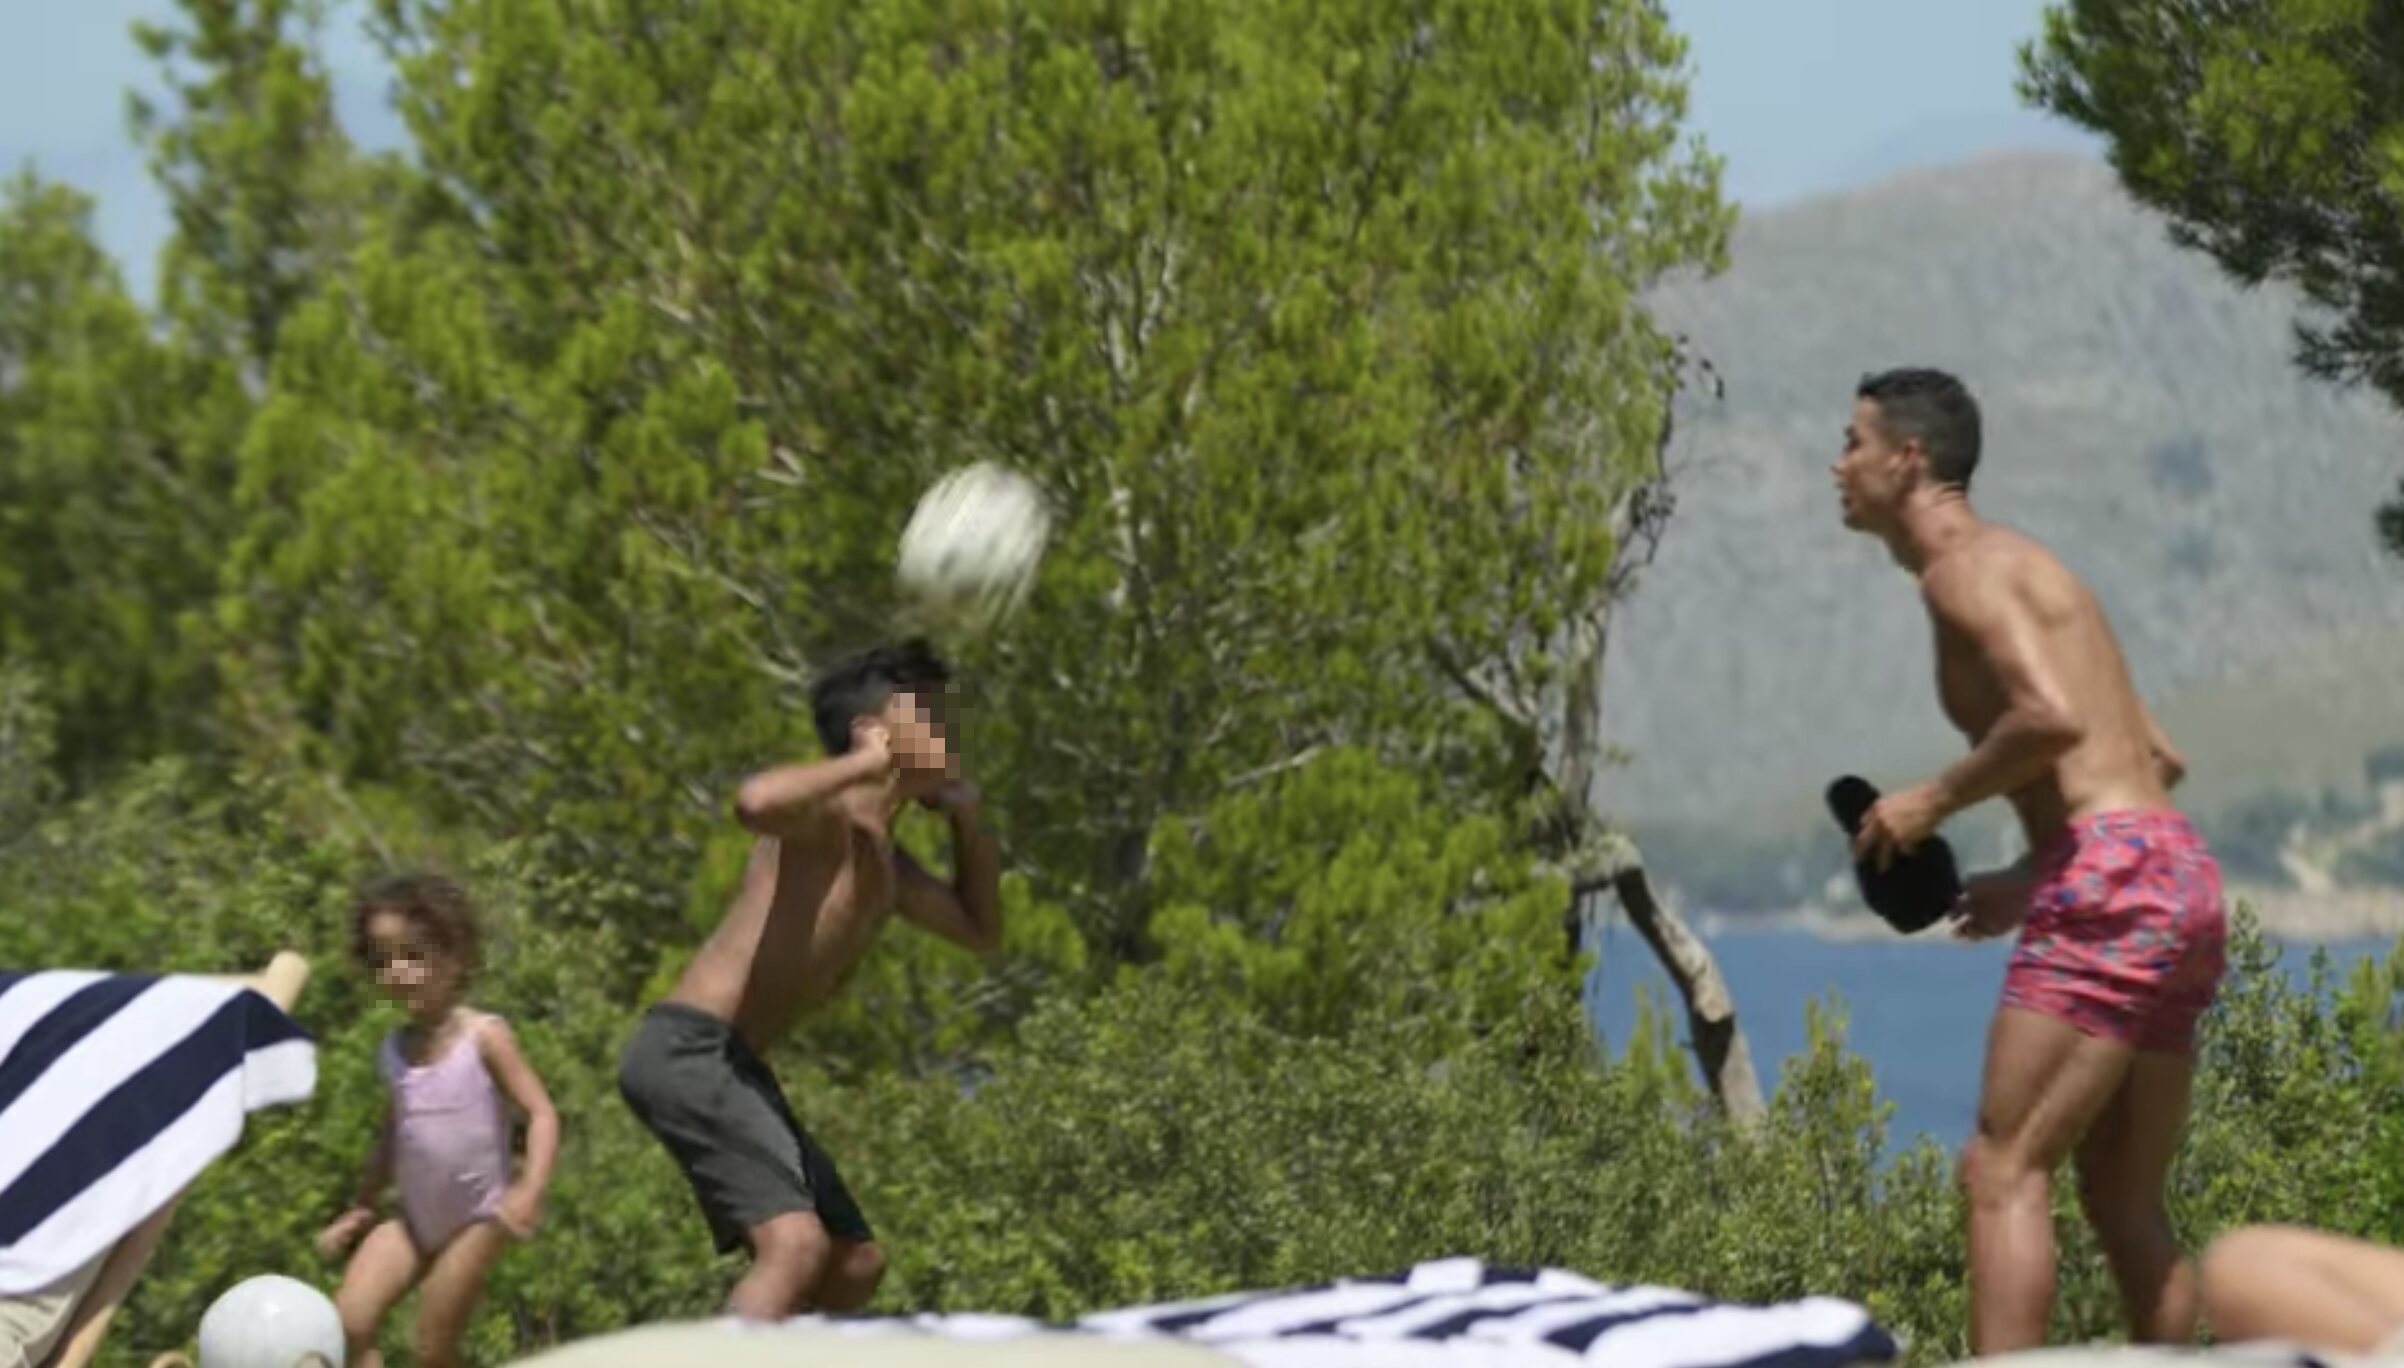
[{"left": 10, "top": 744, "right": 2394, "bottom": 1366}]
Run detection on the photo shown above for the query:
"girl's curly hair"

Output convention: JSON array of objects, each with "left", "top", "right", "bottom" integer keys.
[{"left": 351, "top": 872, "right": 481, "bottom": 976}]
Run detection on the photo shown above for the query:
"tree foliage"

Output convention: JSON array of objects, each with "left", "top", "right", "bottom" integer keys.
[
  {"left": 2018, "top": 0, "right": 2404, "bottom": 557},
  {"left": 223, "top": 0, "right": 1730, "bottom": 971},
  {"left": 0, "top": 178, "right": 225, "bottom": 779}
]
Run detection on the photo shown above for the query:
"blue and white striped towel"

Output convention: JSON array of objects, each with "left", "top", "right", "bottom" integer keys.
[
  {"left": 782, "top": 1257, "right": 1901, "bottom": 1367},
  {"left": 0, "top": 969, "right": 315, "bottom": 1294}
]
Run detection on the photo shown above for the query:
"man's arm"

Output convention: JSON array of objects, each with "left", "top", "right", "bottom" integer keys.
[
  {"left": 732, "top": 745, "right": 890, "bottom": 838},
  {"left": 894, "top": 785, "right": 1003, "bottom": 955},
  {"left": 1925, "top": 558, "right": 2085, "bottom": 819}
]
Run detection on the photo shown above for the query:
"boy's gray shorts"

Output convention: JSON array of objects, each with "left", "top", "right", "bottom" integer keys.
[{"left": 617, "top": 1002, "right": 872, "bottom": 1255}]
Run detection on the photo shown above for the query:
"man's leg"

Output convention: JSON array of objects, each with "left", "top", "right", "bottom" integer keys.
[
  {"left": 0, "top": 1243, "right": 108, "bottom": 1368},
  {"left": 1962, "top": 1005, "right": 2134, "bottom": 1355},
  {"left": 2200, "top": 1225, "right": 2404, "bottom": 1353},
  {"left": 2072, "top": 814, "right": 2226, "bottom": 1345},
  {"left": 2073, "top": 1047, "right": 2200, "bottom": 1344}
]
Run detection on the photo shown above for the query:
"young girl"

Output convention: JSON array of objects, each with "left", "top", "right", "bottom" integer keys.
[{"left": 317, "top": 874, "right": 561, "bottom": 1368}]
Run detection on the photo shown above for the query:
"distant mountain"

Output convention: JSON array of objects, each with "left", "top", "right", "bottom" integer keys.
[
  {"left": 1596, "top": 151, "right": 2404, "bottom": 910},
  {"left": 1820, "top": 114, "right": 2100, "bottom": 205}
]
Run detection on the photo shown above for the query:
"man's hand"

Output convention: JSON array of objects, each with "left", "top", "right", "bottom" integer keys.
[
  {"left": 315, "top": 1205, "right": 375, "bottom": 1261},
  {"left": 1851, "top": 781, "right": 1947, "bottom": 872},
  {"left": 1949, "top": 867, "right": 2036, "bottom": 942}
]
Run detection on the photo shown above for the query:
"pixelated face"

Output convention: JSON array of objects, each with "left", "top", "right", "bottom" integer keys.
[
  {"left": 1833, "top": 396, "right": 1919, "bottom": 531},
  {"left": 877, "top": 686, "right": 957, "bottom": 791},
  {"left": 361, "top": 908, "right": 462, "bottom": 1020}
]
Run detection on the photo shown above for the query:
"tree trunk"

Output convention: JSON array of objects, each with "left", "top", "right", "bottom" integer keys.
[
  {"left": 1437, "top": 334, "right": 1758, "bottom": 1127},
  {"left": 1559, "top": 335, "right": 1762, "bottom": 1129},
  {"left": 1575, "top": 853, "right": 1765, "bottom": 1132}
]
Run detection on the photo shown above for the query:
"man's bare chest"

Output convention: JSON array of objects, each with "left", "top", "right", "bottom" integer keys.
[{"left": 1933, "top": 626, "right": 2005, "bottom": 741}]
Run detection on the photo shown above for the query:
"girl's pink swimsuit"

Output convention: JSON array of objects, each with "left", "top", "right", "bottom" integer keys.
[{"left": 381, "top": 1016, "right": 513, "bottom": 1250}]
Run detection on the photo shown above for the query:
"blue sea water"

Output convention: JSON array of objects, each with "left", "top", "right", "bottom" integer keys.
[{"left": 1582, "top": 922, "right": 2393, "bottom": 1148}]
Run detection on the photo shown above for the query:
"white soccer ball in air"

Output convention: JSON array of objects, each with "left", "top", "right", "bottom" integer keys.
[
  {"left": 896, "top": 462, "right": 1053, "bottom": 633},
  {"left": 196, "top": 1273, "right": 345, "bottom": 1368}
]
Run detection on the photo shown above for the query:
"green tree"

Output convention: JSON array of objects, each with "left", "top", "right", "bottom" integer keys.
[
  {"left": 130, "top": 0, "right": 389, "bottom": 377},
  {"left": 2017, "top": 0, "right": 2404, "bottom": 557},
  {"left": 229, "top": 0, "right": 1731, "bottom": 992},
  {"left": 124, "top": 0, "right": 431, "bottom": 807},
  {"left": 0, "top": 176, "right": 224, "bottom": 779},
  {"left": 0, "top": 0, "right": 391, "bottom": 787},
  {"left": 0, "top": 666, "right": 60, "bottom": 834},
  {"left": 1143, "top": 747, "right": 1574, "bottom": 1043}
]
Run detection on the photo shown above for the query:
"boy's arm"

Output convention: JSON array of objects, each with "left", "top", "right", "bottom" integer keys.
[
  {"left": 895, "top": 782, "right": 1003, "bottom": 955},
  {"left": 732, "top": 741, "right": 892, "bottom": 838},
  {"left": 476, "top": 1016, "right": 560, "bottom": 1197}
]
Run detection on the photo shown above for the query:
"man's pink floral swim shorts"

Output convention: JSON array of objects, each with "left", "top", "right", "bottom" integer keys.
[{"left": 2002, "top": 808, "right": 2229, "bottom": 1055}]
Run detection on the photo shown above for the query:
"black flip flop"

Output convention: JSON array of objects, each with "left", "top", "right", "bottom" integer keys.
[{"left": 1825, "top": 775, "right": 1964, "bottom": 934}]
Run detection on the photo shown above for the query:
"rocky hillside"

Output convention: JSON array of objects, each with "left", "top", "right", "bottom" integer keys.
[{"left": 1596, "top": 152, "right": 2404, "bottom": 908}]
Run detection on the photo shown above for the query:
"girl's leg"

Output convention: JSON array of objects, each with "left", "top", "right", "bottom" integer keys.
[
  {"left": 332, "top": 1220, "right": 425, "bottom": 1368},
  {"left": 409, "top": 1221, "right": 512, "bottom": 1368}
]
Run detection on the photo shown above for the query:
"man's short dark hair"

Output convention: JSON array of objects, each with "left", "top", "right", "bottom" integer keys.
[
  {"left": 809, "top": 637, "right": 951, "bottom": 756},
  {"left": 1857, "top": 368, "right": 1982, "bottom": 490}
]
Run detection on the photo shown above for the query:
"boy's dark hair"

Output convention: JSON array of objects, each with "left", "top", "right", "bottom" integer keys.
[
  {"left": 808, "top": 637, "right": 952, "bottom": 756},
  {"left": 352, "top": 872, "right": 481, "bottom": 974},
  {"left": 1857, "top": 367, "right": 1983, "bottom": 491}
]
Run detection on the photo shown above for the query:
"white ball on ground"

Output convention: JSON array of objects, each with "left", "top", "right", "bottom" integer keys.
[
  {"left": 895, "top": 462, "right": 1052, "bottom": 635},
  {"left": 196, "top": 1273, "right": 345, "bottom": 1368}
]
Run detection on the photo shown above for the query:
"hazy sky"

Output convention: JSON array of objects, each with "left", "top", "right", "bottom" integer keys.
[
  {"left": 3, "top": 0, "right": 2101, "bottom": 300},
  {"left": 1666, "top": 0, "right": 2100, "bottom": 204}
]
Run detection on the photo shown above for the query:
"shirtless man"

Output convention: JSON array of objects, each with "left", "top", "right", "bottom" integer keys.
[
  {"left": 1834, "top": 368, "right": 2227, "bottom": 1355},
  {"left": 617, "top": 638, "right": 1001, "bottom": 1320}
]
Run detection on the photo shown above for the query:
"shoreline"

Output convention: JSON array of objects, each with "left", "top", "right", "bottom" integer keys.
[{"left": 1684, "top": 885, "right": 2404, "bottom": 946}]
